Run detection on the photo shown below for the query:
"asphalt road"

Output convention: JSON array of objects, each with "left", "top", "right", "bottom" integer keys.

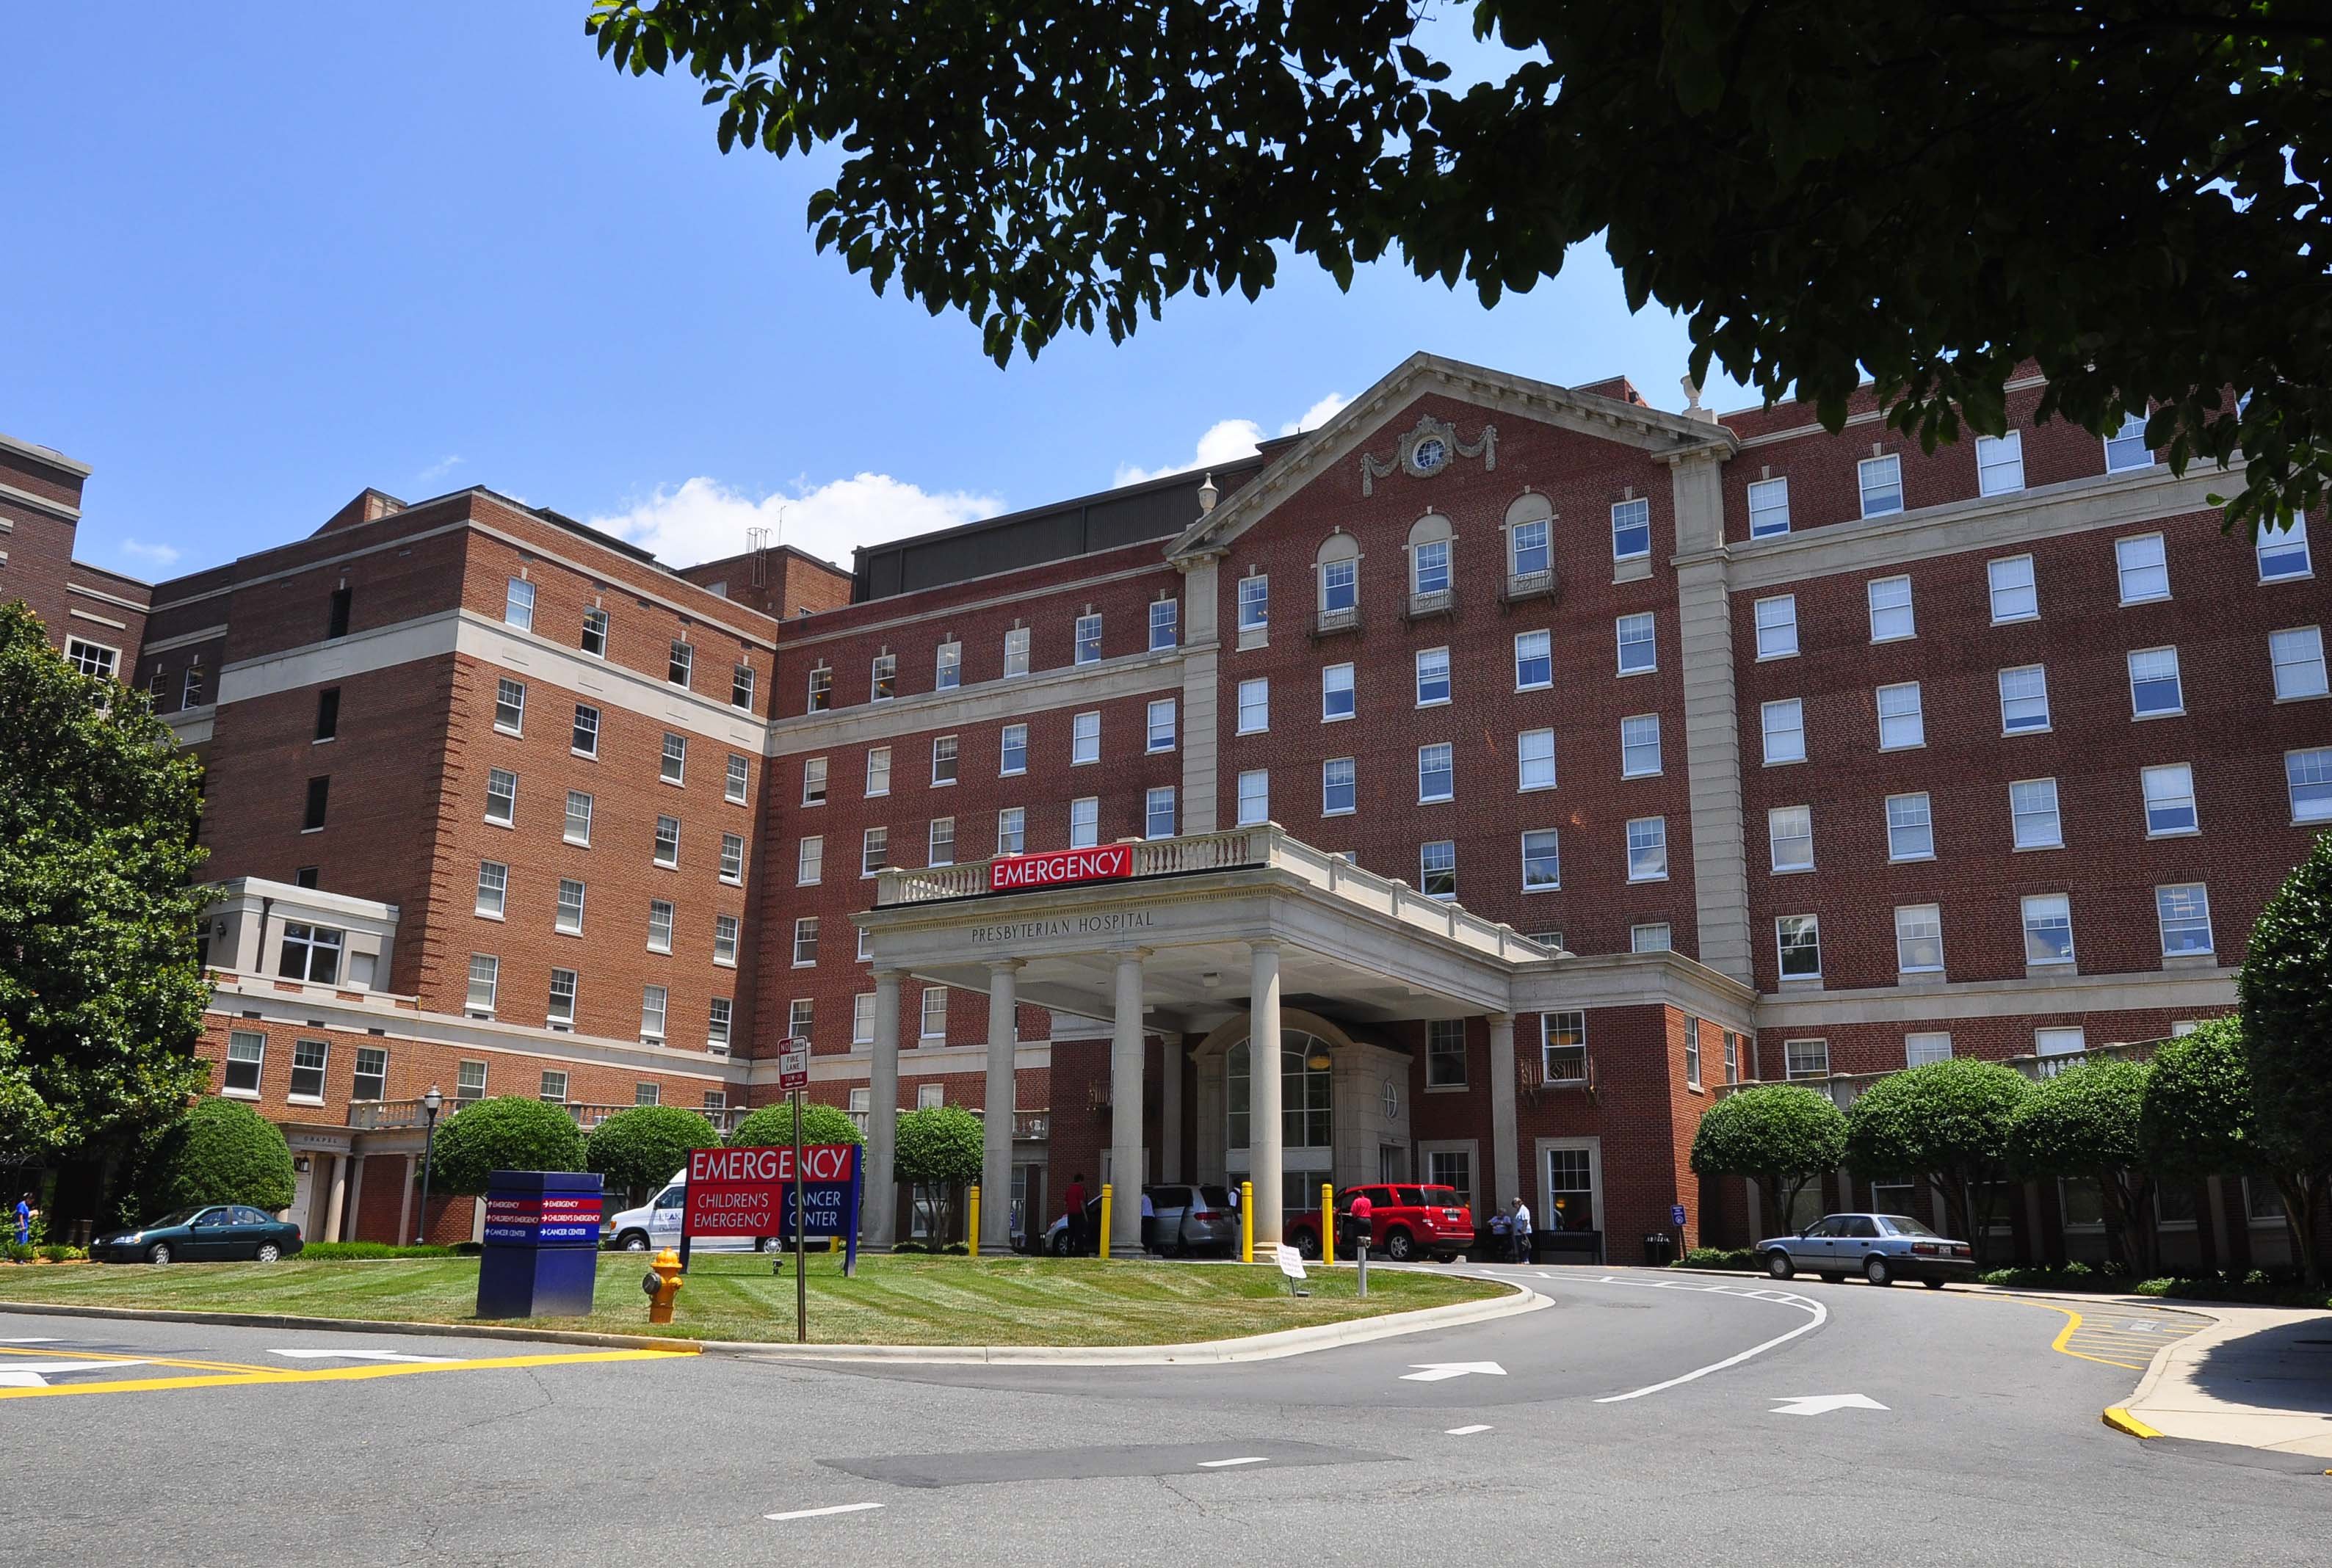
[{"left": 1, "top": 1266, "right": 2321, "bottom": 1567}]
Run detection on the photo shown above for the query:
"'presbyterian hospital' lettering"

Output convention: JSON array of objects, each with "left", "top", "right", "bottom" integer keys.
[{"left": 971, "top": 910, "right": 1156, "bottom": 945}]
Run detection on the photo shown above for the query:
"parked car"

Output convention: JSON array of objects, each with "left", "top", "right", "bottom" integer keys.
[
  {"left": 1283, "top": 1184, "right": 1475, "bottom": 1263},
  {"left": 1039, "top": 1184, "right": 1239, "bottom": 1256},
  {"left": 604, "top": 1169, "right": 768, "bottom": 1253},
  {"left": 91, "top": 1205, "right": 303, "bottom": 1265},
  {"left": 1755, "top": 1212, "right": 1977, "bottom": 1288}
]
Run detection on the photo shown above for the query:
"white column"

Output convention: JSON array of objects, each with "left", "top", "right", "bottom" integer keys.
[
  {"left": 396, "top": 1153, "right": 416, "bottom": 1246},
  {"left": 1488, "top": 1012, "right": 1520, "bottom": 1211},
  {"left": 1248, "top": 940, "right": 1284, "bottom": 1245},
  {"left": 322, "top": 1153, "right": 350, "bottom": 1245},
  {"left": 1159, "top": 1034, "right": 1184, "bottom": 1183},
  {"left": 1108, "top": 949, "right": 1149, "bottom": 1252},
  {"left": 866, "top": 969, "right": 902, "bottom": 1249},
  {"left": 981, "top": 960, "right": 1021, "bottom": 1252}
]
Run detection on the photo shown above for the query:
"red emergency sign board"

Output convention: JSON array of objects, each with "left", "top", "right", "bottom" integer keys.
[
  {"left": 683, "top": 1144, "right": 860, "bottom": 1237},
  {"left": 988, "top": 843, "right": 1132, "bottom": 893}
]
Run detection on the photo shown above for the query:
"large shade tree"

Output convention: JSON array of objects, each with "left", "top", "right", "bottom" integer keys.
[
  {"left": 0, "top": 604, "right": 210, "bottom": 1162},
  {"left": 1687, "top": 1084, "right": 1846, "bottom": 1236},
  {"left": 1844, "top": 1059, "right": 2032, "bottom": 1263},
  {"left": 2238, "top": 832, "right": 2332, "bottom": 1203},
  {"left": 591, "top": 1, "right": 2331, "bottom": 536}
]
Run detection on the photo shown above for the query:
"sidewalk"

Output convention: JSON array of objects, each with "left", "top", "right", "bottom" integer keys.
[{"left": 2119, "top": 1303, "right": 2332, "bottom": 1459}]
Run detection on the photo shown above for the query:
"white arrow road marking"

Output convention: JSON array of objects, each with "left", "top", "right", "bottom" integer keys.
[
  {"left": 1197, "top": 1456, "right": 1271, "bottom": 1469},
  {"left": 1402, "top": 1361, "right": 1508, "bottom": 1382},
  {"left": 0, "top": 1360, "right": 151, "bottom": 1387},
  {"left": 0, "top": 1337, "right": 61, "bottom": 1344},
  {"left": 764, "top": 1503, "right": 884, "bottom": 1522},
  {"left": 267, "top": 1349, "right": 459, "bottom": 1363},
  {"left": 1444, "top": 1424, "right": 1493, "bottom": 1436},
  {"left": 1768, "top": 1394, "right": 1889, "bottom": 1417}
]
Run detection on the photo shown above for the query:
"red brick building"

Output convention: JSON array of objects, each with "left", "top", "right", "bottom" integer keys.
[{"left": 19, "top": 353, "right": 2326, "bottom": 1267}]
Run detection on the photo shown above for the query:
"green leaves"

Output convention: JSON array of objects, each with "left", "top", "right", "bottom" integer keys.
[
  {"left": 893, "top": 1104, "right": 984, "bottom": 1185},
  {"left": 2237, "top": 830, "right": 2332, "bottom": 1169},
  {"left": 590, "top": 0, "right": 2332, "bottom": 538},
  {"left": 2007, "top": 1060, "right": 2150, "bottom": 1181},
  {"left": 1689, "top": 1084, "right": 1844, "bottom": 1186},
  {"left": 586, "top": 1106, "right": 720, "bottom": 1205},
  {"left": 729, "top": 1099, "right": 864, "bottom": 1150},
  {"left": 424, "top": 1097, "right": 589, "bottom": 1196},
  {"left": 1844, "top": 1058, "right": 2030, "bottom": 1182},
  {"left": 145, "top": 1097, "right": 296, "bottom": 1214}
]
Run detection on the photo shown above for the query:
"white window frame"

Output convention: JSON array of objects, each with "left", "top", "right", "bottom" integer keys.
[
  {"left": 1615, "top": 612, "right": 1656, "bottom": 674},
  {"left": 555, "top": 877, "right": 586, "bottom": 935},
  {"left": 1975, "top": 431, "right": 2024, "bottom": 496},
  {"left": 921, "top": 987, "right": 949, "bottom": 1039},
  {"left": 485, "top": 767, "right": 518, "bottom": 827},
  {"left": 1998, "top": 664, "right": 2051, "bottom": 734},
  {"left": 1517, "top": 727, "right": 1557, "bottom": 792},
  {"left": 801, "top": 756, "right": 828, "bottom": 807},
  {"left": 1235, "top": 771, "right": 1269, "bottom": 827},
  {"left": 2127, "top": 645, "right": 2184, "bottom": 718},
  {"left": 1236, "top": 575, "right": 1269, "bottom": 645},
  {"left": 1417, "top": 742, "right": 1455, "bottom": 805},
  {"left": 1145, "top": 786, "right": 1177, "bottom": 840},
  {"left": 1521, "top": 829, "right": 1561, "bottom": 892},
  {"left": 2141, "top": 763, "right": 2198, "bottom": 838},
  {"left": 1875, "top": 681, "right": 1925, "bottom": 750},
  {"left": 1149, "top": 598, "right": 1178, "bottom": 650},
  {"left": 1004, "top": 625, "right": 1031, "bottom": 678},
  {"left": 1419, "top": 840, "right": 1457, "bottom": 901},
  {"left": 797, "top": 835, "right": 824, "bottom": 886},
  {"left": 1074, "top": 613, "right": 1103, "bottom": 667},
  {"left": 653, "top": 815, "right": 681, "bottom": 868},
  {"left": 996, "top": 807, "right": 1026, "bottom": 854},
  {"left": 493, "top": 677, "right": 526, "bottom": 736},
  {"left": 1070, "top": 796, "right": 1101, "bottom": 847},
  {"left": 2270, "top": 626, "right": 2328, "bottom": 701},
  {"left": 1320, "top": 758, "right": 1356, "bottom": 818},
  {"left": 1626, "top": 816, "right": 1668, "bottom": 883},
  {"left": 2104, "top": 412, "right": 2154, "bottom": 472},
  {"left": 646, "top": 899, "right": 674, "bottom": 954},
  {"left": 2115, "top": 532, "right": 2170, "bottom": 604},
  {"left": 866, "top": 745, "right": 892, "bottom": 797},
  {"left": 861, "top": 826, "right": 888, "bottom": 876},
  {"left": 2021, "top": 893, "right": 2075, "bottom": 967},
  {"left": 2287, "top": 747, "right": 2332, "bottom": 824},
  {"left": 1894, "top": 904, "right": 1944, "bottom": 976},
  {"left": 1631, "top": 923, "right": 1672, "bottom": 953},
  {"left": 503, "top": 577, "right": 535, "bottom": 631},
  {"left": 1767, "top": 805, "right": 1814, "bottom": 874},
  {"left": 1071, "top": 711, "right": 1101, "bottom": 766},
  {"left": 1236, "top": 678, "right": 1270, "bottom": 735},
  {"left": 1747, "top": 475, "right": 1790, "bottom": 538},
  {"left": 1866, "top": 575, "right": 1915, "bottom": 642},
  {"left": 1761, "top": 698, "right": 1806, "bottom": 766},
  {"left": 2155, "top": 883, "right": 2214, "bottom": 959},
  {"left": 1322, "top": 662, "right": 1355, "bottom": 722},
  {"left": 999, "top": 722, "right": 1028, "bottom": 777},
  {"left": 2257, "top": 518, "right": 2313, "bottom": 583},
  {"left": 1146, "top": 699, "right": 1176, "bottom": 752},
  {"left": 474, "top": 860, "right": 507, "bottom": 918},
  {"left": 2010, "top": 777, "right": 2063, "bottom": 850},
  {"left": 930, "top": 734, "right": 959, "bottom": 787},
  {"left": 639, "top": 987, "right": 667, "bottom": 1045},
  {"left": 1775, "top": 915, "right": 1822, "bottom": 980},
  {"left": 1609, "top": 497, "right": 1651, "bottom": 562},
  {"left": 1620, "top": 714, "right": 1662, "bottom": 778},
  {"left": 935, "top": 640, "right": 962, "bottom": 689},
  {"left": 1514, "top": 629, "right": 1553, "bottom": 691},
  {"left": 1753, "top": 595, "right": 1798, "bottom": 659},
  {"left": 1885, "top": 792, "right": 1934, "bottom": 862},
  {"left": 1988, "top": 554, "right": 2038, "bottom": 623},
  {"left": 564, "top": 789, "right": 593, "bottom": 846},
  {"left": 927, "top": 816, "right": 955, "bottom": 867},
  {"left": 1905, "top": 1031, "right": 1953, "bottom": 1067},
  {"left": 1414, "top": 647, "right": 1452, "bottom": 706},
  {"left": 1858, "top": 453, "right": 1903, "bottom": 518},
  {"left": 792, "top": 917, "right": 819, "bottom": 967}
]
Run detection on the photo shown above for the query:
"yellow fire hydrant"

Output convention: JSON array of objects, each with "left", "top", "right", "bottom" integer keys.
[{"left": 643, "top": 1247, "right": 684, "bottom": 1324}]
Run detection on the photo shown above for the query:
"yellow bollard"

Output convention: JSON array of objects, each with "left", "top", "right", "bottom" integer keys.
[
  {"left": 1322, "top": 1182, "right": 1335, "bottom": 1266},
  {"left": 1098, "top": 1183, "right": 1114, "bottom": 1260},
  {"left": 1241, "top": 1180, "right": 1253, "bottom": 1263},
  {"left": 967, "top": 1184, "right": 980, "bottom": 1258}
]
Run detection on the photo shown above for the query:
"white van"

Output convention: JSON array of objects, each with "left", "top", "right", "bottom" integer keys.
[{"left": 604, "top": 1169, "right": 766, "bottom": 1254}]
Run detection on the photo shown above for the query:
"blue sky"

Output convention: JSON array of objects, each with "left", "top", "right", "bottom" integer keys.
[{"left": 2, "top": 5, "right": 1740, "bottom": 581}]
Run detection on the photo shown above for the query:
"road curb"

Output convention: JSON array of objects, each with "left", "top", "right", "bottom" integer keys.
[
  {"left": 0, "top": 1299, "right": 700, "bottom": 1353},
  {"left": 704, "top": 1275, "right": 1549, "bottom": 1364},
  {"left": 2101, "top": 1405, "right": 2164, "bottom": 1440}
]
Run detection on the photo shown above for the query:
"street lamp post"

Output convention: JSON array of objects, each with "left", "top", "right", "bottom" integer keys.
[{"left": 414, "top": 1084, "right": 443, "bottom": 1246}]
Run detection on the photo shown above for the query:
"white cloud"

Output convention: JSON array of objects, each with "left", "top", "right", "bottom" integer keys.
[
  {"left": 1113, "top": 391, "right": 1351, "bottom": 487},
  {"left": 119, "top": 538, "right": 181, "bottom": 569},
  {"left": 416, "top": 454, "right": 464, "bottom": 484},
  {"left": 588, "top": 473, "right": 1004, "bottom": 574}
]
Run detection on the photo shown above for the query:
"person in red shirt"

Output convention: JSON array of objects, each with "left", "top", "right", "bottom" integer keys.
[
  {"left": 1343, "top": 1190, "right": 1375, "bottom": 1257},
  {"left": 1062, "top": 1174, "right": 1089, "bottom": 1257}
]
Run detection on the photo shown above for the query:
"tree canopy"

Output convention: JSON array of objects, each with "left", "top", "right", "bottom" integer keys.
[
  {"left": 2006, "top": 1058, "right": 2157, "bottom": 1274},
  {"left": 2238, "top": 830, "right": 2332, "bottom": 1163},
  {"left": 730, "top": 1100, "right": 864, "bottom": 1150},
  {"left": 2143, "top": 1015, "right": 2325, "bottom": 1285},
  {"left": 894, "top": 1105, "right": 985, "bottom": 1186},
  {"left": 587, "top": 1106, "right": 719, "bottom": 1205},
  {"left": 1844, "top": 1059, "right": 2031, "bottom": 1257},
  {"left": 0, "top": 603, "right": 210, "bottom": 1158},
  {"left": 424, "top": 1097, "right": 589, "bottom": 1196},
  {"left": 144, "top": 1097, "right": 296, "bottom": 1216},
  {"left": 1687, "top": 1084, "right": 1844, "bottom": 1230},
  {"left": 590, "top": 1, "right": 2331, "bottom": 534}
]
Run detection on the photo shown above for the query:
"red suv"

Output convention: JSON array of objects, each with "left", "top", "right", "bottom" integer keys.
[{"left": 1283, "top": 1184, "right": 1474, "bottom": 1263}]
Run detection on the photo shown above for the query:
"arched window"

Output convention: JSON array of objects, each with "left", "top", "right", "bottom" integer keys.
[
  {"left": 1226, "top": 1034, "right": 1334, "bottom": 1152},
  {"left": 1408, "top": 515, "right": 1455, "bottom": 604},
  {"left": 1504, "top": 493, "right": 1556, "bottom": 600},
  {"left": 1314, "top": 532, "right": 1361, "bottom": 630}
]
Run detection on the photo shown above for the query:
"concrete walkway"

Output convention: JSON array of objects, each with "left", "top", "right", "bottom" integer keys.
[{"left": 2121, "top": 1303, "right": 2332, "bottom": 1458}]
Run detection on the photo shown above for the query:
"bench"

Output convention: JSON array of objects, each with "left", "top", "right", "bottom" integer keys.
[{"left": 1530, "top": 1229, "right": 1605, "bottom": 1266}]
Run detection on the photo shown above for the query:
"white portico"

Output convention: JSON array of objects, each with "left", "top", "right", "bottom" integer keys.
[{"left": 854, "top": 825, "right": 1574, "bottom": 1253}]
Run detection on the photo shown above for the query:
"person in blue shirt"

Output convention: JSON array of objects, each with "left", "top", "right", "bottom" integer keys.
[{"left": 13, "top": 1194, "right": 31, "bottom": 1247}]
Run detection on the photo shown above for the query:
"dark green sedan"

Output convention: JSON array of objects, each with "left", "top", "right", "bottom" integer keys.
[{"left": 91, "top": 1205, "right": 304, "bottom": 1264}]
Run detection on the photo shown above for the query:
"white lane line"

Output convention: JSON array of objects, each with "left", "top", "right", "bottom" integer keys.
[
  {"left": 0, "top": 1337, "right": 60, "bottom": 1344},
  {"left": 764, "top": 1503, "right": 885, "bottom": 1522},
  {"left": 267, "top": 1349, "right": 459, "bottom": 1363},
  {"left": 1444, "top": 1424, "right": 1493, "bottom": 1436},
  {"left": 1197, "top": 1456, "right": 1272, "bottom": 1469},
  {"left": 1581, "top": 1275, "right": 1828, "bottom": 1404}
]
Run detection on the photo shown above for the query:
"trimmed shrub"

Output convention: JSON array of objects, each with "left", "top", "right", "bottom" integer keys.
[
  {"left": 148, "top": 1097, "right": 296, "bottom": 1213},
  {"left": 1844, "top": 1058, "right": 2030, "bottom": 1261},
  {"left": 2006, "top": 1058, "right": 2157, "bottom": 1274},
  {"left": 2145, "top": 1017, "right": 2326, "bottom": 1288},
  {"left": 1674, "top": 1246, "right": 1756, "bottom": 1271},
  {"left": 1687, "top": 1084, "right": 1845, "bottom": 1233},
  {"left": 424, "top": 1096, "right": 587, "bottom": 1196},
  {"left": 587, "top": 1106, "right": 720, "bottom": 1206},
  {"left": 299, "top": 1241, "right": 458, "bottom": 1260},
  {"left": 730, "top": 1100, "right": 864, "bottom": 1150},
  {"left": 2236, "top": 835, "right": 2332, "bottom": 1285}
]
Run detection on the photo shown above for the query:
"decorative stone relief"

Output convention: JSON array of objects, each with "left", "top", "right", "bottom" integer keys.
[{"left": 1360, "top": 415, "right": 1497, "bottom": 496}]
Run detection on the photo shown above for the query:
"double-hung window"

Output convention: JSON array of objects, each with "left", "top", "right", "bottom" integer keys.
[
  {"left": 1071, "top": 711, "right": 1101, "bottom": 765},
  {"left": 731, "top": 663, "right": 756, "bottom": 710},
  {"left": 806, "top": 667, "right": 832, "bottom": 711},
  {"left": 714, "top": 913, "right": 740, "bottom": 965},
  {"left": 861, "top": 827, "right": 889, "bottom": 876},
  {"left": 2116, "top": 534, "right": 2170, "bottom": 603},
  {"left": 1149, "top": 598, "right": 1178, "bottom": 650},
  {"left": 667, "top": 640, "right": 693, "bottom": 689},
  {"left": 485, "top": 768, "right": 517, "bottom": 826},
  {"left": 639, "top": 987, "right": 667, "bottom": 1045},
  {"left": 493, "top": 678, "right": 526, "bottom": 734},
  {"left": 1069, "top": 797, "right": 1101, "bottom": 847},
  {"left": 1886, "top": 792, "right": 1933, "bottom": 860},
  {"left": 1626, "top": 816, "right": 1667, "bottom": 882},
  {"left": 660, "top": 732, "right": 687, "bottom": 785},
  {"left": 1427, "top": 1019, "right": 1467, "bottom": 1088},
  {"left": 504, "top": 578, "right": 535, "bottom": 630},
  {"left": 796, "top": 836, "right": 823, "bottom": 885},
  {"left": 1747, "top": 476, "right": 1790, "bottom": 537},
  {"left": 1615, "top": 613, "right": 1656, "bottom": 674},
  {"left": 1003, "top": 626, "right": 1030, "bottom": 677},
  {"left": 866, "top": 746, "right": 891, "bottom": 796},
  {"left": 466, "top": 956, "right": 499, "bottom": 1018},
  {"left": 1419, "top": 841, "right": 1457, "bottom": 900},
  {"left": 1521, "top": 829, "right": 1561, "bottom": 891},
  {"left": 2010, "top": 778, "right": 2062, "bottom": 849},
  {"left": 1761, "top": 699, "right": 1806, "bottom": 765},
  {"left": 1754, "top": 595, "right": 1798, "bottom": 658},
  {"left": 654, "top": 815, "right": 681, "bottom": 867},
  {"left": 801, "top": 757, "right": 828, "bottom": 806},
  {"left": 1510, "top": 517, "right": 1551, "bottom": 577},
  {"left": 1775, "top": 915, "right": 1822, "bottom": 979},
  {"left": 475, "top": 860, "right": 507, "bottom": 917},
  {"left": 2290, "top": 747, "right": 2332, "bottom": 824},
  {"left": 290, "top": 1039, "right": 330, "bottom": 1100},
  {"left": 1988, "top": 555, "right": 2038, "bottom": 622},
  {"left": 564, "top": 789, "right": 593, "bottom": 844},
  {"left": 1876, "top": 682, "right": 1925, "bottom": 749},
  {"left": 1610, "top": 497, "right": 1651, "bottom": 562},
  {"left": 935, "top": 641, "right": 961, "bottom": 689},
  {"left": 1236, "top": 576, "right": 1269, "bottom": 643},
  {"left": 580, "top": 606, "right": 609, "bottom": 656},
  {"left": 1074, "top": 614, "right": 1102, "bottom": 665},
  {"left": 1415, "top": 647, "right": 1452, "bottom": 705},
  {"left": 1000, "top": 723, "right": 1028, "bottom": 775},
  {"left": 720, "top": 831, "right": 745, "bottom": 882},
  {"left": 1418, "top": 743, "right": 1455, "bottom": 803},
  {"left": 1325, "top": 555, "right": 1362, "bottom": 611},
  {"left": 1236, "top": 679, "right": 1269, "bottom": 734},
  {"left": 571, "top": 703, "right": 600, "bottom": 757},
  {"left": 646, "top": 899, "right": 674, "bottom": 954},
  {"left": 2258, "top": 519, "right": 2312, "bottom": 581},
  {"left": 2022, "top": 894, "right": 2074, "bottom": 965},
  {"left": 931, "top": 734, "right": 959, "bottom": 785},
  {"left": 927, "top": 817, "right": 955, "bottom": 866},
  {"left": 2104, "top": 412, "right": 2154, "bottom": 471},
  {"left": 1321, "top": 758, "right": 1356, "bottom": 816},
  {"left": 1858, "top": 454, "right": 1903, "bottom": 517},
  {"left": 1145, "top": 787, "right": 1176, "bottom": 839},
  {"left": 2128, "top": 647, "right": 2184, "bottom": 716},
  {"left": 224, "top": 1031, "right": 264, "bottom": 1095},
  {"left": 1322, "top": 663, "right": 1355, "bottom": 721},
  {"left": 1514, "top": 630, "right": 1552, "bottom": 690},
  {"left": 1866, "top": 576, "right": 1914, "bottom": 642},
  {"left": 1543, "top": 1012, "right": 1587, "bottom": 1081},
  {"left": 1895, "top": 904, "right": 1944, "bottom": 974},
  {"left": 555, "top": 878, "right": 586, "bottom": 934},
  {"left": 2270, "top": 627, "right": 2328, "bottom": 700},
  {"left": 1518, "top": 728, "right": 1557, "bottom": 791},
  {"left": 870, "top": 652, "right": 897, "bottom": 701},
  {"left": 1998, "top": 665, "right": 2050, "bottom": 733},
  {"left": 1976, "top": 432, "right": 2024, "bottom": 495},
  {"left": 2141, "top": 763, "right": 2198, "bottom": 835},
  {"left": 1767, "top": 805, "right": 1813, "bottom": 873},
  {"left": 996, "top": 807, "right": 1026, "bottom": 854},
  {"left": 1144, "top": 699, "right": 1176, "bottom": 752},
  {"left": 546, "top": 970, "right": 576, "bottom": 1031},
  {"left": 2157, "top": 885, "right": 2213, "bottom": 957},
  {"left": 1621, "top": 714, "right": 1661, "bottom": 777},
  {"left": 792, "top": 918, "right": 818, "bottom": 965}
]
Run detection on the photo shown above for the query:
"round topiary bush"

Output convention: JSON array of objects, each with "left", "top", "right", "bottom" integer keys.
[
  {"left": 587, "top": 1106, "right": 720, "bottom": 1205},
  {"left": 148, "top": 1097, "right": 297, "bottom": 1213},
  {"left": 729, "top": 1100, "right": 864, "bottom": 1149},
  {"left": 424, "top": 1095, "right": 587, "bottom": 1195},
  {"left": 1687, "top": 1083, "right": 1846, "bottom": 1230}
]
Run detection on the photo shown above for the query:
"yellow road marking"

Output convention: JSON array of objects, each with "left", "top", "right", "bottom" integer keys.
[
  {"left": 2102, "top": 1406, "right": 2163, "bottom": 1440},
  {"left": 0, "top": 1343, "right": 273, "bottom": 1376},
  {"left": 0, "top": 1346, "right": 695, "bottom": 1401}
]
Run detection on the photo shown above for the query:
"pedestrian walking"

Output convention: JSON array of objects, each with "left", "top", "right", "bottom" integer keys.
[
  {"left": 12, "top": 1193, "right": 32, "bottom": 1248},
  {"left": 1512, "top": 1197, "right": 1534, "bottom": 1265},
  {"left": 1062, "top": 1173, "right": 1089, "bottom": 1257}
]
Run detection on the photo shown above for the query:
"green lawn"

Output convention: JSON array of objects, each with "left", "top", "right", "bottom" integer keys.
[{"left": 0, "top": 1252, "right": 1502, "bottom": 1346}]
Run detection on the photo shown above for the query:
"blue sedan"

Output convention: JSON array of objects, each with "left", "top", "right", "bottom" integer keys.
[
  {"left": 1756, "top": 1212, "right": 1976, "bottom": 1288},
  {"left": 90, "top": 1205, "right": 304, "bottom": 1265}
]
